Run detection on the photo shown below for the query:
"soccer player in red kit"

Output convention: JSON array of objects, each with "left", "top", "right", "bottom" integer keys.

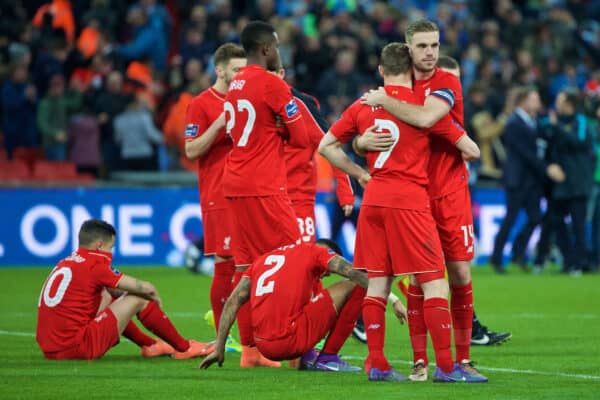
[
  {"left": 184, "top": 43, "right": 246, "bottom": 343},
  {"left": 222, "top": 21, "right": 309, "bottom": 367},
  {"left": 319, "top": 43, "right": 481, "bottom": 382},
  {"left": 199, "top": 240, "right": 369, "bottom": 370},
  {"left": 37, "top": 219, "right": 209, "bottom": 360},
  {"left": 360, "top": 19, "right": 491, "bottom": 382},
  {"left": 267, "top": 65, "right": 355, "bottom": 243}
]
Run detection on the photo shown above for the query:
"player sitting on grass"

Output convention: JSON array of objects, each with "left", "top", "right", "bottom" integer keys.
[
  {"left": 200, "top": 240, "right": 404, "bottom": 370},
  {"left": 36, "top": 219, "right": 211, "bottom": 360}
]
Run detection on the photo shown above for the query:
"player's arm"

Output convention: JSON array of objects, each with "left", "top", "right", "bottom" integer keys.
[
  {"left": 353, "top": 125, "right": 395, "bottom": 155},
  {"left": 388, "top": 292, "right": 407, "bottom": 324},
  {"left": 199, "top": 277, "right": 251, "bottom": 369},
  {"left": 331, "top": 167, "right": 355, "bottom": 216},
  {"left": 115, "top": 274, "right": 162, "bottom": 306},
  {"left": 318, "top": 132, "right": 371, "bottom": 187},
  {"left": 327, "top": 255, "right": 368, "bottom": 289},
  {"left": 362, "top": 87, "right": 451, "bottom": 128},
  {"left": 184, "top": 112, "right": 226, "bottom": 160}
]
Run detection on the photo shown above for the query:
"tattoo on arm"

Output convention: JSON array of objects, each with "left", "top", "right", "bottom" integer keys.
[
  {"left": 215, "top": 278, "right": 251, "bottom": 349},
  {"left": 327, "top": 256, "right": 368, "bottom": 288}
]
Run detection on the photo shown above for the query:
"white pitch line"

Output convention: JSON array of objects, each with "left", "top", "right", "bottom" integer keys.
[
  {"left": 0, "top": 330, "right": 35, "bottom": 337},
  {"left": 1, "top": 329, "right": 598, "bottom": 381},
  {"left": 342, "top": 356, "right": 600, "bottom": 381}
]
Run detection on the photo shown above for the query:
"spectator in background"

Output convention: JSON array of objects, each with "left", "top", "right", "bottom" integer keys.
[
  {"left": 93, "top": 70, "right": 130, "bottom": 175},
  {"left": 36, "top": 73, "right": 82, "bottom": 161},
  {"left": 113, "top": 95, "right": 163, "bottom": 171},
  {"left": 115, "top": 5, "right": 167, "bottom": 74},
  {"left": 68, "top": 100, "right": 101, "bottom": 177},
  {"left": 1, "top": 62, "right": 38, "bottom": 158},
  {"left": 490, "top": 87, "right": 565, "bottom": 274},
  {"left": 317, "top": 49, "right": 363, "bottom": 121},
  {"left": 534, "top": 90, "right": 596, "bottom": 275},
  {"left": 589, "top": 101, "right": 600, "bottom": 273},
  {"left": 32, "top": 0, "right": 75, "bottom": 45},
  {"left": 31, "top": 36, "right": 69, "bottom": 95}
]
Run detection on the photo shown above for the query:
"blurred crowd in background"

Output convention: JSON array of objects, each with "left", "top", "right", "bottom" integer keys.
[
  {"left": 1, "top": 0, "right": 600, "bottom": 272},
  {"left": 0, "top": 0, "right": 598, "bottom": 179}
]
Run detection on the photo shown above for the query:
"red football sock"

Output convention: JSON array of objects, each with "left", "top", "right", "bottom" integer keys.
[
  {"left": 210, "top": 259, "right": 236, "bottom": 333},
  {"left": 123, "top": 320, "right": 156, "bottom": 347},
  {"left": 321, "top": 285, "right": 366, "bottom": 355},
  {"left": 232, "top": 270, "right": 254, "bottom": 346},
  {"left": 451, "top": 281, "right": 473, "bottom": 363},
  {"left": 137, "top": 301, "right": 189, "bottom": 352},
  {"left": 423, "top": 297, "right": 454, "bottom": 373},
  {"left": 407, "top": 284, "right": 428, "bottom": 365},
  {"left": 362, "top": 296, "right": 390, "bottom": 371}
]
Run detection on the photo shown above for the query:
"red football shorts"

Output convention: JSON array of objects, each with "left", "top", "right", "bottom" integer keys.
[
  {"left": 430, "top": 186, "right": 475, "bottom": 262},
  {"left": 354, "top": 206, "right": 445, "bottom": 284},
  {"left": 291, "top": 201, "right": 316, "bottom": 243},
  {"left": 226, "top": 195, "right": 301, "bottom": 266},
  {"left": 202, "top": 208, "right": 234, "bottom": 257},
  {"left": 255, "top": 289, "right": 337, "bottom": 361},
  {"left": 44, "top": 308, "right": 119, "bottom": 360}
]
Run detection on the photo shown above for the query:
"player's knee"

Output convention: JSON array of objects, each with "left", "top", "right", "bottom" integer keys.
[
  {"left": 421, "top": 278, "right": 449, "bottom": 299},
  {"left": 446, "top": 261, "right": 471, "bottom": 285}
]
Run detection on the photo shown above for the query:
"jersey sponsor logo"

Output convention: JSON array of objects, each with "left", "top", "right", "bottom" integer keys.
[
  {"left": 229, "top": 80, "right": 246, "bottom": 91},
  {"left": 185, "top": 124, "right": 199, "bottom": 137},
  {"left": 285, "top": 99, "right": 299, "bottom": 118}
]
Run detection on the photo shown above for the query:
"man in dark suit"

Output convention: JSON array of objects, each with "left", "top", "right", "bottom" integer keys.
[{"left": 490, "top": 87, "right": 565, "bottom": 274}]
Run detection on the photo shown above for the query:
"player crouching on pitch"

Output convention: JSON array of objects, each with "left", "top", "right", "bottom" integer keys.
[{"left": 200, "top": 240, "right": 406, "bottom": 370}]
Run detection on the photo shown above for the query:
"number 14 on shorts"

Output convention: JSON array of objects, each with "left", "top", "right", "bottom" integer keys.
[{"left": 460, "top": 224, "right": 474, "bottom": 254}]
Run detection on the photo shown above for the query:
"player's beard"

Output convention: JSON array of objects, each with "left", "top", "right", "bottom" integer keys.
[{"left": 413, "top": 60, "right": 436, "bottom": 73}]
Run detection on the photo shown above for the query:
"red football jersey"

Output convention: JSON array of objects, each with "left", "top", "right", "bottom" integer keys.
[
  {"left": 223, "top": 65, "right": 307, "bottom": 197},
  {"left": 415, "top": 67, "right": 469, "bottom": 199},
  {"left": 284, "top": 94, "right": 354, "bottom": 206},
  {"left": 242, "top": 243, "right": 335, "bottom": 341},
  {"left": 184, "top": 87, "right": 232, "bottom": 211},
  {"left": 36, "top": 248, "right": 123, "bottom": 353},
  {"left": 330, "top": 85, "right": 464, "bottom": 210}
]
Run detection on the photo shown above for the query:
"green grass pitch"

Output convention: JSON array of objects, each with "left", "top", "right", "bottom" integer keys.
[{"left": 1, "top": 265, "right": 599, "bottom": 399}]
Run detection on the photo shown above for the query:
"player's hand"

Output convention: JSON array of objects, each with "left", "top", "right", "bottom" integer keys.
[
  {"left": 461, "top": 151, "right": 477, "bottom": 161},
  {"left": 342, "top": 204, "right": 353, "bottom": 217},
  {"left": 358, "top": 172, "right": 371, "bottom": 188},
  {"left": 360, "top": 87, "right": 387, "bottom": 107},
  {"left": 199, "top": 350, "right": 224, "bottom": 369},
  {"left": 392, "top": 300, "right": 407, "bottom": 325},
  {"left": 359, "top": 125, "right": 394, "bottom": 152}
]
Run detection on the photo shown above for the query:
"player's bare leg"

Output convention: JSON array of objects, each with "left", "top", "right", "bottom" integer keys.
[{"left": 234, "top": 265, "right": 281, "bottom": 368}]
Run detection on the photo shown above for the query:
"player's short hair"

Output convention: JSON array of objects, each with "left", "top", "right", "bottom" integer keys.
[
  {"left": 380, "top": 42, "right": 412, "bottom": 76},
  {"left": 405, "top": 19, "right": 439, "bottom": 44},
  {"left": 513, "top": 86, "right": 538, "bottom": 106},
  {"left": 240, "top": 21, "right": 276, "bottom": 55},
  {"left": 78, "top": 219, "right": 116, "bottom": 247},
  {"left": 558, "top": 89, "right": 580, "bottom": 110},
  {"left": 437, "top": 55, "right": 459, "bottom": 70},
  {"left": 315, "top": 238, "right": 343, "bottom": 256},
  {"left": 214, "top": 43, "right": 246, "bottom": 67}
]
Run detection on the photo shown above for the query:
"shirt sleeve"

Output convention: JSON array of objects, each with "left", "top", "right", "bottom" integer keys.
[
  {"left": 430, "top": 74, "right": 462, "bottom": 108},
  {"left": 93, "top": 258, "right": 123, "bottom": 288},
  {"left": 184, "top": 98, "right": 208, "bottom": 142},
  {"left": 264, "top": 77, "right": 301, "bottom": 124},
  {"left": 429, "top": 114, "right": 465, "bottom": 143},
  {"left": 329, "top": 101, "right": 360, "bottom": 143},
  {"left": 311, "top": 244, "right": 337, "bottom": 277}
]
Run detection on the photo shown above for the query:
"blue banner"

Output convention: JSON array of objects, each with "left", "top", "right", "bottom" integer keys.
[{"left": 0, "top": 187, "right": 528, "bottom": 266}]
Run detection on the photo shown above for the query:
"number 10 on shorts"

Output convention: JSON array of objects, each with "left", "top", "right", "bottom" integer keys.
[{"left": 460, "top": 224, "right": 474, "bottom": 253}]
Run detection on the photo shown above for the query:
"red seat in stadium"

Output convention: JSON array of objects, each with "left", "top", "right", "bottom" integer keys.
[
  {"left": 0, "top": 160, "right": 31, "bottom": 182},
  {"left": 32, "top": 160, "right": 78, "bottom": 181},
  {"left": 13, "top": 147, "right": 45, "bottom": 170}
]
